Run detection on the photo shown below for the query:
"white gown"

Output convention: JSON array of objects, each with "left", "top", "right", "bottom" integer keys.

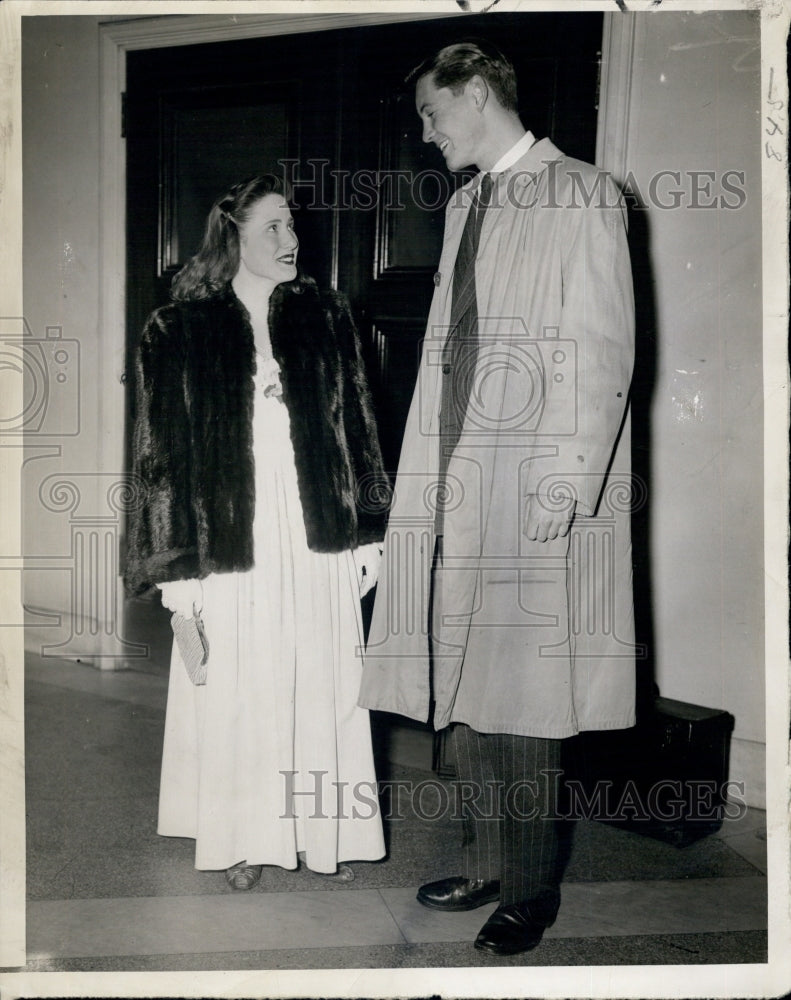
[{"left": 157, "top": 359, "right": 386, "bottom": 873}]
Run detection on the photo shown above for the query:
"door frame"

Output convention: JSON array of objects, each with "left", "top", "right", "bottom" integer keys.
[
  {"left": 98, "top": 10, "right": 634, "bottom": 652},
  {"left": 99, "top": 11, "right": 465, "bottom": 658},
  {"left": 98, "top": 11, "right": 463, "bottom": 482}
]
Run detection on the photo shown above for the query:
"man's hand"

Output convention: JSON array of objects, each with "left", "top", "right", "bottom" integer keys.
[{"left": 523, "top": 494, "right": 576, "bottom": 542}]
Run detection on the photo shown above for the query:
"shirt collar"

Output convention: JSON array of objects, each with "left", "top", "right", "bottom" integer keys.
[{"left": 489, "top": 130, "right": 536, "bottom": 174}]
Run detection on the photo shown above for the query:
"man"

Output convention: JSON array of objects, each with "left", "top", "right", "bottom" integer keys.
[{"left": 359, "top": 41, "right": 636, "bottom": 955}]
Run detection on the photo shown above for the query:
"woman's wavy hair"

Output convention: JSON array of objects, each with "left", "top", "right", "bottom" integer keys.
[{"left": 171, "top": 173, "right": 289, "bottom": 302}]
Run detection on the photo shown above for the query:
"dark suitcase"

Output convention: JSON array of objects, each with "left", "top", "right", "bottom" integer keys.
[{"left": 570, "top": 696, "right": 736, "bottom": 847}]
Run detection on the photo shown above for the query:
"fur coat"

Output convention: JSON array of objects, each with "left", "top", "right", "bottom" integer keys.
[{"left": 125, "top": 274, "right": 390, "bottom": 596}]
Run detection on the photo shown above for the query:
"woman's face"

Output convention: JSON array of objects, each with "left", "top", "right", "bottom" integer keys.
[{"left": 236, "top": 192, "right": 299, "bottom": 287}]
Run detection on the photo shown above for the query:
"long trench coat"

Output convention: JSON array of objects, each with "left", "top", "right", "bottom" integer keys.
[{"left": 358, "top": 139, "right": 637, "bottom": 739}]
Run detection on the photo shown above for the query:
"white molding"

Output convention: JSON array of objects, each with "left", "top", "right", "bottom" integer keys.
[
  {"left": 99, "top": 11, "right": 458, "bottom": 50},
  {"left": 98, "top": 17, "right": 128, "bottom": 467},
  {"left": 729, "top": 736, "right": 766, "bottom": 810},
  {"left": 595, "top": 11, "right": 638, "bottom": 182},
  {"left": 98, "top": 20, "right": 131, "bottom": 663}
]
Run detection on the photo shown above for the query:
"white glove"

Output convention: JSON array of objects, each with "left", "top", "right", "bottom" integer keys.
[
  {"left": 158, "top": 579, "right": 203, "bottom": 619},
  {"left": 352, "top": 543, "right": 383, "bottom": 599}
]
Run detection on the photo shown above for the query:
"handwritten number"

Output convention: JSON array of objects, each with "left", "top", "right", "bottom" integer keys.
[{"left": 765, "top": 68, "right": 787, "bottom": 161}]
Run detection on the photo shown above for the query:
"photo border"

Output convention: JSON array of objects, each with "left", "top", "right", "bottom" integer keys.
[{"left": 1, "top": 1, "right": 788, "bottom": 997}]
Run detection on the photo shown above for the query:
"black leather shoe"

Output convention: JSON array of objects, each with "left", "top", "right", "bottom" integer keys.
[
  {"left": 474, "top": 902, "right": 546, "bottom": 955},
  {"left": 417, "top": 876, "right": 500, "bottom": 911}
]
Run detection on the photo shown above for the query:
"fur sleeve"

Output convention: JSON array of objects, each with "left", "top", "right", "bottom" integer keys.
[
  {"left": 324, "top": 291, "right": 392, "bottom": 543},
  {"left": 124, "top": 306, "right": 201, "bottom": 595}
]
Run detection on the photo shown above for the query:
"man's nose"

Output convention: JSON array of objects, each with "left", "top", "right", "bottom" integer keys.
[{"left": 422, "top": 120, "right": 435, "bottom": 144}]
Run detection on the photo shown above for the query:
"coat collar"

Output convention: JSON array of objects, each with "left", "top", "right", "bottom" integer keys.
[
  {"left": 453, "top": 137, "right": 565, "bottom": 207},
  {"left": 430, "top": 138, "right": 567, "bottom": 365}
]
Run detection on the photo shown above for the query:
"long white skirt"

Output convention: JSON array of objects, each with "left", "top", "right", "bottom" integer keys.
[{"left": 157, "top": 370, "right": 385, "bottom": 873}]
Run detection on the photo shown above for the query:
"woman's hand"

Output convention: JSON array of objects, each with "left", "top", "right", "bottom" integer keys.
[
  {"left": 352, "top": 543, "right": 384, "bottom": 599},
  {"left": 158, "top": 579, "right": 203, "bottom": 619}
]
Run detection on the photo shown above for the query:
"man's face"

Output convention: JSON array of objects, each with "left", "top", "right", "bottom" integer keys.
[{"left": 415, "top": 73, "right": 483, "bottom": 172}]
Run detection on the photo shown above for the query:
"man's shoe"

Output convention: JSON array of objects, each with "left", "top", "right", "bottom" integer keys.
[
  {"left": 474, "top": 902, "right": 546, "bottom": 955},
  {"left": 417, "top": 876, "right": 500, "bottom": 911}
]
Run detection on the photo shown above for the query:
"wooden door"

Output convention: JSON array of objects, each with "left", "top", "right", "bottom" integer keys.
[{"left": 123, "top": 12, "right": 603, "bottom": 662}]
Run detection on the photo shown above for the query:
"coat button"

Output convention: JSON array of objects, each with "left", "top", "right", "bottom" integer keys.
[
  {"left": 442, "top": 364, "right": 451, "bottom": 375},
  {"left": 433, "top": 272, "right": 442, "bottom": 286}
]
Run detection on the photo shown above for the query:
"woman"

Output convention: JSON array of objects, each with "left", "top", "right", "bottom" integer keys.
[{"left": 125, "top": 174, "right": 390, "bottom": 889}]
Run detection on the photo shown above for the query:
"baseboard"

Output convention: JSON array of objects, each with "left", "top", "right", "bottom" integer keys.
[
  {"left": 728, "top": 736, "right": 766, "bottom": 810},
  {"left": 23, "top": 605, "right": 149, "bottom": 669}
]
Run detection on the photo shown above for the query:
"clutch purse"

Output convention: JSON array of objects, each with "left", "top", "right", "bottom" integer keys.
[{"left": 171, "top": 603, "right": 210, "bottom": 685}]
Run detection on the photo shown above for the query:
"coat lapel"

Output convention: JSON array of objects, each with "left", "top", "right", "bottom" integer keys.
[{"left": 476, "top": 138, "right": 564, "bottom": 260}]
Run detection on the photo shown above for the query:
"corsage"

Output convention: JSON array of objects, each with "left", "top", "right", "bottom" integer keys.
[{"left": 259, "top": 356, "right": 284, "bottom": 400}]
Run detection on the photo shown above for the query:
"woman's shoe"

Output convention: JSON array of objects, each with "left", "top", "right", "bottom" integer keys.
[
  {"left": 332, "top": 863, "right": 355, "bottom": 882},
  {"left": 225, "top": 861, "right": 263, "bottom": 890},
  {"left": 297, "top": 851, "right": 355, "bottom": 882}
]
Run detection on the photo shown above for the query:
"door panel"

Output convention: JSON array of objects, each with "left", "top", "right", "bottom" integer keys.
[
  {"left": 160, "top": 88, "right": 295, "bottom": 279},
  {"left": 126, "top": 31, "right": 340, "bottom": 345}
]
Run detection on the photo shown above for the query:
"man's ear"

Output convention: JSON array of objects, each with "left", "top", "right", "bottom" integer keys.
[{"left": 466, "top": 74, "right": 489, "bottom": 111}]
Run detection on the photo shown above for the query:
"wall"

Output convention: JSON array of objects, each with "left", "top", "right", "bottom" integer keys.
[
  {"left": 22, "top": 16, "right": 108, "bottom": 650},
  {"left": 609, "top": 10, "right": 765, "bottom": 804},
  {"left": 20, "top": 11, "right": 767, "bottom": 803}
]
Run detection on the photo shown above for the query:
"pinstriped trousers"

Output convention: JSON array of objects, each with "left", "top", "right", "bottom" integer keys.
[{"left": 451, "top": 723, "right": 562, "bottom": 919}]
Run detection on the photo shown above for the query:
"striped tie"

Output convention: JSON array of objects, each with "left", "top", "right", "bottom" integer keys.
[{"left": 436, "top": 172, "right": 495, "bottom": 534}]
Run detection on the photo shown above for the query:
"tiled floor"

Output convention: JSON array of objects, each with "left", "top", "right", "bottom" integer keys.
[{"left": 18, "top": 651, "right": 768, "bottom": 972}]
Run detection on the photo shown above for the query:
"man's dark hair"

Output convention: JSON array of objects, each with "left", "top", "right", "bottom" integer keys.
[{"left": 406, "top": 40, "right": 518, "bottom": 113}]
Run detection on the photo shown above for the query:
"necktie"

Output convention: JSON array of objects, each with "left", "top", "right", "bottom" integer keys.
[{"left": 436, "top": 173, "right": 494, "bottom": 533}]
